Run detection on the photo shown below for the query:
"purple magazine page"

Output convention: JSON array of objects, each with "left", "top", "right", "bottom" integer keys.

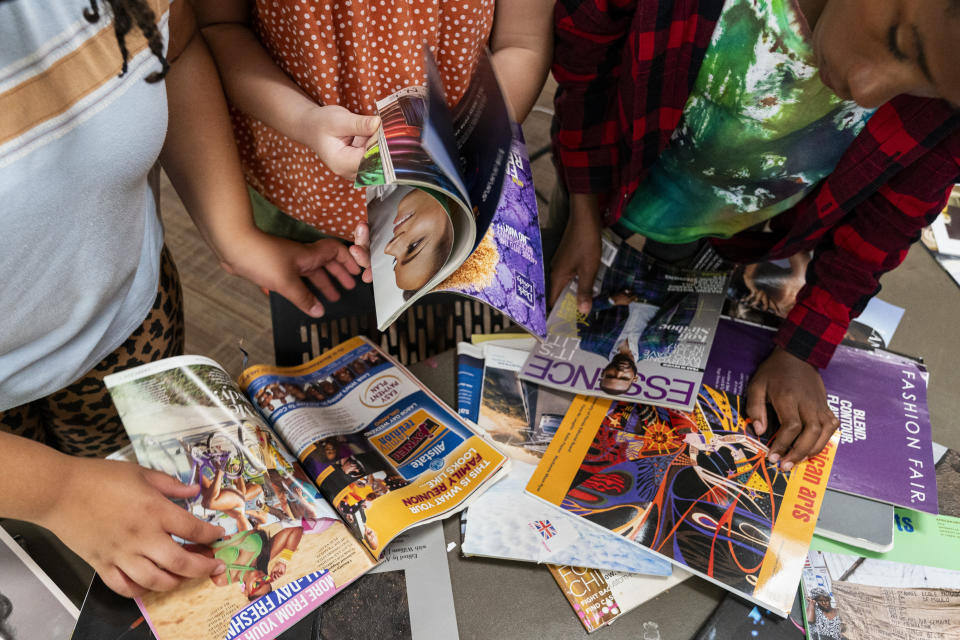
[
  {"left": 704, "top": 318, "right": 937, "bottom": 514},
  {"left": 433, "top": 124, "right": 547, "bottom": 337}
]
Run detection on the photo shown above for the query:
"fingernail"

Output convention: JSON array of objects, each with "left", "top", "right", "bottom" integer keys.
[
  {"left": 768, "top": 453, "right": 780, "bottom": 463},
  {"left": 781, "top": 461, "right": 793, "bottom": 471},
  {"left": 213, "top": 562, "right": 226, "bottom": 576},
  {"left": 578, "top": 302, "right": 590, "bottom": 314},
  {"left": 309, "top": 302, "right": 325, "bottom": 317}
]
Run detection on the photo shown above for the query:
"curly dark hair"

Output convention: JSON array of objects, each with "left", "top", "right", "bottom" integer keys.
[{"left": 82, "top": 0, "right": 169, "bottom": 83}]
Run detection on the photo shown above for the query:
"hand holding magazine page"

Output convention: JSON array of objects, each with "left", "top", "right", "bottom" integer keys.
[
  {"left": 519, "top": 233, "right": 728, "bottom": 411},
  {"left": 356, "top": 49, "right": 547, "bottom": 337},
  {"left": 525, "top": 386, "right": 840, "bottom": 616},
  {"left": 104, "top": 337, "right": 508, "bottom": 640}
]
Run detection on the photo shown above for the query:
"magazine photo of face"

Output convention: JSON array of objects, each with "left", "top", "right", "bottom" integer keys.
[{"left": 369, "top": 185, "right": 455, "bottom": 316}]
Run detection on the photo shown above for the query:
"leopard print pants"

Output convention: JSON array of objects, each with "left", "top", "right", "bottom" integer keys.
[{"left": 0, "top": 246, "right": 185, "bottom": 457}]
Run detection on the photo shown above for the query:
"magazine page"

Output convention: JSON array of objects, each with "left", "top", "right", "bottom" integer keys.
[
  {"left": 459, "top": 342, "right": 669, "bottom": 573},
  {"left": 356, "top": 83, "right": 469, "bottom": 206},
  {"left": 525, "top": 388, "right": 841, "bottom": 617},
  {"left": 934, "top": 444, "right": 960, "bottom": 518},
  {"left": 461, "top": 461, "right": 671, "bottom": 574},
  {"left": 0, "top": 526, "right": 78, "bottom": 639},
  {"left": 72, "top": 521, "right": 457, "bottom": 640},
  {"left": 104, "top": 357, "right": 377, "bottom": 640},
  {"left": 423, "top": 48, "right": 512, "bottom": 243},
  {"left": 519, "top": 235, "right": 728, "bottom": 411},
  {"left": 456, "top": 342, "right": 484, "bottom": 421},
  {"left": 432, "top": 125, "right": 548, "bottom": 337},
  {"left": 237, "top": 336, "right": 509, "bottom": 559},
  {"left": 367, "top": 183, "right": 476, "bottom": 330},
  {"left": 802, "top": 508, "right": 960, "bottom": 640},
  {"left": 704, "top": 318, "right": 937, "bottom": 513},
  {"left": 548, "top": 563, "right": 690, "bottom": 633},
  {"left": 723, "top": 258, "right": 906, "bottom": 351},
  {"left": 476, "top": 344, "right": 539, "bottom": 466}
]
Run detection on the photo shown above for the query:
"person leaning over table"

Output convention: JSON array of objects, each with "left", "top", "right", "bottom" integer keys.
[
  {"left": 0, "top": 0, "right": 367, "bottom": 599},
  {"left": 549, "top": 0, "right": 960, "bottom": 470}
]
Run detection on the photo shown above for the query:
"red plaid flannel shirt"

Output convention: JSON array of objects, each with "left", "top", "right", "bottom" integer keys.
[{"left": 553, "top": 0, "right": 960, "bottom": 367}]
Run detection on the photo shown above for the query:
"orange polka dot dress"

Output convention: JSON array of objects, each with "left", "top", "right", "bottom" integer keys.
[{"left": 232, "top": 0, "right": 496, "bottom": 240}]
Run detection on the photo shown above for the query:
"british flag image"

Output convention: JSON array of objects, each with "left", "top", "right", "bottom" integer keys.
[{"left": 533, "top": 520, "right": 557, "bottom": 540}]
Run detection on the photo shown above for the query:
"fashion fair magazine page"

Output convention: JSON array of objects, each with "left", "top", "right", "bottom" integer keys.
[{"left": 105, "top": 337, "right": 507, "bottom": 640}]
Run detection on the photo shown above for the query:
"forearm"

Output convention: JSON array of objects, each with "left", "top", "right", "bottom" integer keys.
[
  {"left": 552, "top": 0, "right": 635, "bottom": 194},
  {"left": 0, "top": 433, "right": 75, "bottom": 526},
  {"left": 200, "top": 21, "right": 324, "bottom": 148},
  {"left": 490, "top": 0, "right": 553, "bottom": 123},
  {"left": 160, "top": 21, "right": 260, "bottom": 271}
]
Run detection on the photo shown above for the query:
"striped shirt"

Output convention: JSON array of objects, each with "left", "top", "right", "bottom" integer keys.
[{"left": 0, "top": 0, "right": 171, "bottom": 409}]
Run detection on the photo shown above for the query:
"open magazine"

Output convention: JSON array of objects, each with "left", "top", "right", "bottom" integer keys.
[
  {"left": 356, "top": 50, "right": 546, "bottom": 336},
  {"left": 525, "top": 387, "right": 840, "bottom": 617},
  {"left": 104, "top": 337, "right": 508, "bottom": 640},
  {"left": 518, "top": 232, "right": 728, "bottom": 411}
]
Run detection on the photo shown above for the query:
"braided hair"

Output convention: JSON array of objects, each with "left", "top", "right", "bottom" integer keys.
[{"left": 83, "top": 0, "right": 169, "bottom": 83}]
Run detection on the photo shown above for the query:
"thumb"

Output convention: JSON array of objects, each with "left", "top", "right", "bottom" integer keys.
[
  {"left": 328, "top": 108, "right": 380, "bottom": 138},
  {"left": 143, "top": 469, "right": 204, "bottom": 500},
  {"left": 745, "top": 377, "right": 769, "bottom": 436},
  {"left": 576, "top": 262, "right": 598, "bottom": 315}
]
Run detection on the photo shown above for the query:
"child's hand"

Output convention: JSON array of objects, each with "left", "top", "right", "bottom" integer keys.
[
  {"left": 349, "top": 222, "right": 373, "bottom": 284},
  {"left": 550, "top": 193, "right": 603, "bottom": 313},
  {"left": 221, "top": 232, "right": 363, "bottom": 317},
  {"left": 305, "top": 106, "right": 380, "bottom": 179},
  {"left": 746, "top": 347, "right": 840, "bottom": 470},
  {"left": 40, "top": 457, "right": 226, "bottom": 598}
]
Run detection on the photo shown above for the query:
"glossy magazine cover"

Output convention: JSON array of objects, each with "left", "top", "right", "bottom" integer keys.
[
  {"left": 519, "top": 237, "right": 727, "bottom": 411},
  {"left": 526, "top": 387, "right": 840, "bottom": 616},
  {"left": 704, "top": 318, "right": 937, "bottom": 513}
]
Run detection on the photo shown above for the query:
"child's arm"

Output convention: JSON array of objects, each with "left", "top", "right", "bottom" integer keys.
[
  {"left": 548, "top": 0, "right": 636, "bottom": 311},
  {"left": 490, "top": 0, "right": 554, "bottom": 123},
  {"left": 0, "top": 432, "right": 226, "bottom": 597},
  {"left": 747, "top": 141, "right": 960, "bottom": 468},
  {"left": 195, "top": 0, "right": 378, "bottom": 179},
  {"left": 163, "top": 1, "right": 362, "bottom": 316}
]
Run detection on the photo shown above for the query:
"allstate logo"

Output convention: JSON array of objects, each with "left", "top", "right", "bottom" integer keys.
[{"left": 429, "top": 458, "right": 445, "bottom": 471}]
